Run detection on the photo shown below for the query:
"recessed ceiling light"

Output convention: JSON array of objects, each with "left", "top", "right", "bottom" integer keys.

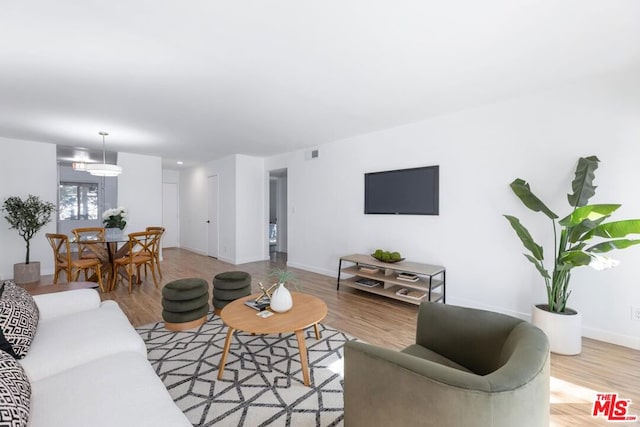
[{"left": 176, "top": 161, "right": 184, "bottom": 165}]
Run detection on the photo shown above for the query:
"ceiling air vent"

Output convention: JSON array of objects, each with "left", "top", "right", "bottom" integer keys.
[{"left": 305, "top": 149, "right": 319, "bottom": 160}]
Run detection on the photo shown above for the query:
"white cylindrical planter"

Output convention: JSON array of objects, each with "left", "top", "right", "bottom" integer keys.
[
  {"left": 531, "top": 304, "right": 582, "bottom": 355},
  {"left": 270, "top": 283, "right": 293, "bottom": 313}
]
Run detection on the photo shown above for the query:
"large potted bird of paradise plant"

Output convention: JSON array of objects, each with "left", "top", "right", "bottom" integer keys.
[{"left": 504, "top": 155, "right": 640, "bottom": 355}]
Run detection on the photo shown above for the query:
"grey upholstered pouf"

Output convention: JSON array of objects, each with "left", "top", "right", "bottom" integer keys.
[
  {"left": 212, "top": 285, "right": 251, "bottom": 311},
  {"left": 213, "top": 271, "right": 252, "bottom": 290},
  {"left": 162, "top": 293, "right": 209, "bottom": 312},
  {"left": 212, "top": 298, "right": 233, "bottom": 310},
  {"left": 162, "top": 305, "right": 209, "bottom": 324},
  {"left": 162, "top": 278, "right": 209, "bottom": 331},
  {"left": 213, "top": 286, "right": 252, "bottom": 302},
  {"left": 212, "top": 271, "right": 252, "bottom": 313},
  {"left": 162, "top": 277, "right": 208, "bottom": 300},
  {"left": 211, "top": 290, "right": 251, "bottom": 309}
]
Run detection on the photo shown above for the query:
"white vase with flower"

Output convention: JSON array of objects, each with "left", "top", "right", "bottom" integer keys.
[
  {"left": 267, "top": 268, "right": 298, "bottom": 313},
  {"left": 103, "top": 207, "right": 128, "bottom": 239}
]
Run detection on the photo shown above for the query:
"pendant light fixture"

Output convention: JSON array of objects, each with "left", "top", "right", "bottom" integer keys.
[{"left": 85, "top": 131, "right": 122, "bottom": 177}]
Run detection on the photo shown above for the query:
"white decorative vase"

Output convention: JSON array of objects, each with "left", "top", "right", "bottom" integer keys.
[
  {"left": 531, "top": 304, "right": 582, "bottom": 355},
  {"left": 105, "top": 227, "right": 122, "bottom": 239},
  {"left": 270, "top": 283, "right": 293, "bottom": 313}
]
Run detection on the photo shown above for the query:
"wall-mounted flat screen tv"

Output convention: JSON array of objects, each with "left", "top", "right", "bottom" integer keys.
[{"left": 364, "top": 165, "right": 439, "bottom": 215}]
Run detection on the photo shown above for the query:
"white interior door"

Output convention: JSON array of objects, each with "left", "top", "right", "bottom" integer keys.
[
  {"left": 207, "top": 175, "right": 219, "bottom": 258},
  {"left": 162, "top": 183, "right": 179, "bottom": 247}
]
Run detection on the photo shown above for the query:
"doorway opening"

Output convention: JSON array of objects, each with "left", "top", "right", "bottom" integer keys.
[
  {"left": 268, "top": 169, "right": 287, "bottom": 263},
  {"left": 56, "top": 145, "right": 118, "bottom": 236}
]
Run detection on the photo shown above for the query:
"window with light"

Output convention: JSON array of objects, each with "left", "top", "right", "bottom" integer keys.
[{"left": 59, "top": 182, "right": 99, "bottom": 220}]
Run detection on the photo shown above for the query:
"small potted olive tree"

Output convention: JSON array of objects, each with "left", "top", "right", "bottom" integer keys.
[{"left": 2, "top": 195, "right": 56, "bottom": 284}]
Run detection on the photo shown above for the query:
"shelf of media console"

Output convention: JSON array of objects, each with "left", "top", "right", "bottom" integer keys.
[{"left": 336, "top": 254, "right": 446, "bottom": 305}]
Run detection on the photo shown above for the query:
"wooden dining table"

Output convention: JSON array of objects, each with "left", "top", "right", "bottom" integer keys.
[{"left": 73, "top": 232, "right": 131, "bottom": 291}]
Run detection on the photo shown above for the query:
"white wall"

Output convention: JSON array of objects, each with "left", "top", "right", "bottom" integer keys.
[
  {"left": 163, "top": 169, "right": 179, "bottom": 183},
  {"left": 272, "top": 70, "right": 640, "bottom": 349},
  {"left": 180, "top": 154, "right": 265, "bottom": 264},
  {"left": 180, "top": 156, "right": 236, "bottom": 261},
  {"left": 162, "top": 169, "right": 180, "bottom": 248},
  {"left": 235, "top": 155, "right": 265, "bottom": 264},
  {"left": 179, "top": 165, "right": 208, "bottom": 255},
  {"left": 117, "top": 153, "right": 163, "bottom": 233},
  {"left": 0, "top": 138, "right": 58, "bottom": 278}
]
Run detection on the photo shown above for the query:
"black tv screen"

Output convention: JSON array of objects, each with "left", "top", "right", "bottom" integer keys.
[{"left": 364, "top": 166, "right": 439, "bottom": 215}]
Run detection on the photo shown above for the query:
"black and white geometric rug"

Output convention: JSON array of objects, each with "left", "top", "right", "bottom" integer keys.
[{"left": 137, "top": 313, "right": 351, "bottom": 426}]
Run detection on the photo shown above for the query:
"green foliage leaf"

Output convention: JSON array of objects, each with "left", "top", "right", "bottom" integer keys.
[
  {"left": 504, "top": 215, "right": 544, "bottom": 261},
  {"left": 524, "top": 254, "right": 550, "bottom": 279},
  {"left": 561, "top": 204, "right": 623, "bottom": 243},
  {"left": 567, "top": 156, "right": 599, "bottom": 208},
  {"left": 566, "top": 219, "right": 604, "bottom": 243},
  {"left": 583, "top": 220, "right": 640, "bottom": 240},
  {"left": 509, "top": 179, "right": 558, "bottom": 219},
  {"left": 268, "top": 268, "right": 301, "bottom": 290},
  {"left": 567, "top": 242, "right": 587, "bottom": 252},
  {"left": 558, "top": 250, "right": 592, "bottom": 267},
  {"left": 586, "top": 239, "right": 640, "bottom": 253},
  {"left": 558, "top": 204, "right": 620, "bottom": 227}
]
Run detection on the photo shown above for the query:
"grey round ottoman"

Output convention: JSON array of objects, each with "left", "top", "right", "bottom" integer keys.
[
  {"left": 213, "top": 271, "right": 251, "bottom": 314},
  {"left": 162, "top": 278, "right": 209, "bottom": 331}
]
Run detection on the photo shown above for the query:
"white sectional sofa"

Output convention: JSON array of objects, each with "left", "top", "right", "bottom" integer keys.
[{"left": 21, "top": 289, "right": 190, "bottom": 427}]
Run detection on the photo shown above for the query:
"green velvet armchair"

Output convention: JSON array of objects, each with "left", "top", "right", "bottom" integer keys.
[{"left": 344, "top": 302, "right": 550, "bottom": 427}]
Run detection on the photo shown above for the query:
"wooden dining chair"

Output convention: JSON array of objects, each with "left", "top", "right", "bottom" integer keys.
[
  {"left": 145, "top": 226, "right": 165, "bottom": 278},
  {"left": 71, "top": 227, "right": 106, "bottom": 260},
  {"left": 112, "top": 230, "right": 161, "bottom": 293},
  {"left": 45, "top": 233, "right": 105, "bottom": 292}
]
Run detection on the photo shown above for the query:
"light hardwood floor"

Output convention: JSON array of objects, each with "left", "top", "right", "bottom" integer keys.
[{"left": 29, "top": 248, "right": 640, "bottom": 426}]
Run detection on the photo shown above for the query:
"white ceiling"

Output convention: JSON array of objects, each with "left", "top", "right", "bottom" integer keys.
[{"left": 1, "top": 1, "right": 639, "bottom": 168}]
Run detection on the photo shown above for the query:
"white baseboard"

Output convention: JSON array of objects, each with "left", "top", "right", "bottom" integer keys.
[
  {"left": 582, "top": 326, "right": 640, "bottom": 350},
  {"left": 216, "top": 255, "right": 234, "bottom": 264},
  {"left": 286, "top": 261, "right": 336, "bottom": 278},
  {"left": 36, "top": 266, "right": 54, "bottom": 276},
  {"left": 236, "top": 256, "right": 266, "bottom": 265},
  {"left": 180, "top": 246, "right": 207, "bottom": 256},
  {"left": 445, "top": 296, "right": 640, "bottom": 350},
  {"left": 443, "top": 296, "right": 530, "bottom": 321}
]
